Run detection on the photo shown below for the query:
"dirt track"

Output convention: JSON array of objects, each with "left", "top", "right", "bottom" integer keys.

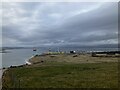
[{"left": 0, "top": 69, "right": 6, "bottom": 90}]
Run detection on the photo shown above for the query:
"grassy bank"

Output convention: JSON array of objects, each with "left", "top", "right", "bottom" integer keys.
[{"left": 2, "top": 61, "right": 118, "bottom": 88}]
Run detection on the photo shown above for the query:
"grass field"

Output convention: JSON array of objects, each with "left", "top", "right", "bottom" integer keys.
[{"left": 2, "top": 61, "right": 118, "bottom": 88}]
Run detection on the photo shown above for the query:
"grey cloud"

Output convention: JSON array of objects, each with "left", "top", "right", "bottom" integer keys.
[{"left": 2, "top": 2, "right": 118, "bottom": 47}]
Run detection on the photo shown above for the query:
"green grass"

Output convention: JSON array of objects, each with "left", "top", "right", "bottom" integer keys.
[{"left": 2, "top": 62, "right": 118, "bottom": 88}]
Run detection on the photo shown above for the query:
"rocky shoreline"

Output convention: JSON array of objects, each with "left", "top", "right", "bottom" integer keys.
[{"left": 1, "top": 53, "right": 119, "bottom": 88}]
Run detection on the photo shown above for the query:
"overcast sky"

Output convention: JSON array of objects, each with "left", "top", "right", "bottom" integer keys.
[{"left": 2, "top": 2, "right": 118, "bottom": 47}]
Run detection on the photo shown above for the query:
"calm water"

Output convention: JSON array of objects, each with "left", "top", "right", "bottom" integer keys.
[
  {"left": 1, "top": 47, "right": 118, "bottom": 68},
  {"left": 2, "top": 48, "right": 47, "bottom": 67}
]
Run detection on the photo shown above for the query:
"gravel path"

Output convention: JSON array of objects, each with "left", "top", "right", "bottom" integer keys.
[
  {"left": 0, "top": 69, "right": 7, "bottom": 90},
  {"left": 0, "top": 69, "right": 3, "bottom": 90}
]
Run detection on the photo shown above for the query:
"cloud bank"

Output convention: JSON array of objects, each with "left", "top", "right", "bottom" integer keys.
[{"left": 2, "top": 2, "right": 118, "bottom": 47}]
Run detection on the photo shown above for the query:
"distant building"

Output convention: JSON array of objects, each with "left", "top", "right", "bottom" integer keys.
[{"left": 70, "top": 51, "right": 76, "bottom": 54}]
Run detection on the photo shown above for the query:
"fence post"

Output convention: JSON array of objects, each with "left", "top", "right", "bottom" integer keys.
[{"left": 18, "top": 79, "right": 20, "bottom": 89}]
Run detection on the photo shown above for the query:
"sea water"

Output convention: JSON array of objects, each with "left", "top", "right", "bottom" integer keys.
[
  {"left": 1, "top": 47, "right": 118, "bottom": 68},
  {"left": 2, "top": 48, "right": 47, "bottom": 68}
]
